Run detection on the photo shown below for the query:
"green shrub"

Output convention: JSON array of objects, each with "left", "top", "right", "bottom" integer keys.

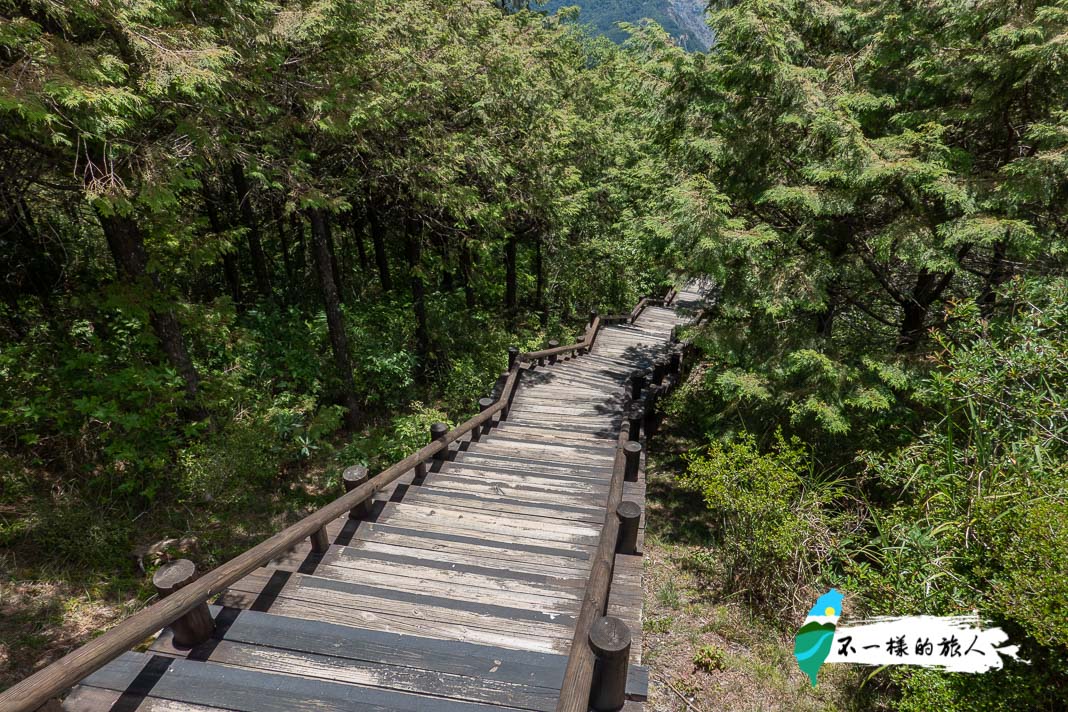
[
  {"left": 853, "top": 280, "right": 1068, "bottom": 710},
  {"left": 683, "top": 430, "right": 839, "bottom": 612},
  {"left": 693, "top": 643, "right": 728, "bottom": 673}
]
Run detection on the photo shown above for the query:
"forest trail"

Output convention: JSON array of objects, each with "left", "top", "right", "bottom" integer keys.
[{"left": 59, "top": 284, "right": 707, "bottom": 712}]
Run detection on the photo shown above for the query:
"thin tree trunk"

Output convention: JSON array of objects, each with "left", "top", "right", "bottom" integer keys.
[
  {"left": 406, "top": 217, "right": 429, "bottom": 378},
  {"left": 274, "top": 202, "right": 294, "bottom": 300},
  {"left": 979, "top": 240, "right": 1010, "bottom": 315},
  {"left": 231, "top": 162, "right": 273, "bottom": 299},
  {"left": 96, "top": 209, "right": 202, "bottom": 403},
  {"left": 324, "top": 215, "right": 344, "bottom": 305},
  {"left": 203, "top": 186, "right": 243, "bottom": 310},
  {"left": 291, "top": 213, "right": 307, "bottom": 283},
  {"left": 368, "top": 204, "right": 392, "bottom": 292},
  {"left": 460, "top": 241, "right": 476, "bottom": 310},
  {"left": 308, "top": 207, "right": 360, "bottom": 430},
  {"left": 534, "top": 233, "right": 546, "bottom": 326},
  {"left": 351, "top": 215, "right": 369, "bottom": 275},
  {"left": 504, "top": 231, "right": 517, "bottom": 317}
]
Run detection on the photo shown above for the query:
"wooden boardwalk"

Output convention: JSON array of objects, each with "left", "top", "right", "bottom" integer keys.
[{"left": 59, "top": 285, "right": 705, "bottom": 712}]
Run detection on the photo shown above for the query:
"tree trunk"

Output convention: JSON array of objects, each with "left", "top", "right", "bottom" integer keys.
[
  {"left": 351, "top": 214, "right": 369, "bottom": 274},
  {"left": 96, "top": 209, "right": 202, "bottom": 403},
  {"left": 406, "top": 217, "right": 430, "bottom": 378},
  {"left": 308, "top": 208, "right": 360, "bottom": 430},
  {"left": 274, "top": 202, "right": 294, "bottom": 299},
  {"left": 231, "top": 163, "right": 273, "bottom": 300},
  {"left": 368, "top": 204, "right": 392, "bottom": 292},
  {"left": 291, "top": 212, "right": 307, "bottom": 283},
  {"left": 504, "top": 231, "right": 517, "bottom": 317},
  {"left": 979, "top": 240, "right": 1011, "bottom": 315},
  {"left": 324, "top": 215, "right": 344, "bottom": 305},
  {"left": 534, "top": 233, "right": 546, "bottom": 326},
  {"left": 203, "top": 186, "right": 243, "bottom": 310},
  {"left": 460, "top": 241, "right": 476, "bottom": 310},
  {"left": 897, "top": 268, "right": 953, "bottom": 352}
]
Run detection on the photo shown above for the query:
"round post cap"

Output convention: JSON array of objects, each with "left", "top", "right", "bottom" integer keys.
[
  {"left": 617, "top": 500, "right": 642, "bottom": 520},
  {"left": 589, "top": 616, "right": 631, "bottom": 657},
  {"left": 153, "top": 559, "right": 197, "bottom": 596}
]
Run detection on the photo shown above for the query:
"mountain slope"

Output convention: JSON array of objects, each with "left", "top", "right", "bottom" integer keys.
[{"left": 540, "top": 0, "right": 714, "bottom": 51}]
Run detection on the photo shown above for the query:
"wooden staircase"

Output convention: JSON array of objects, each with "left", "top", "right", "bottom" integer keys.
[{"left": 55, "top": 285, "right": 706, "bottom": 712}]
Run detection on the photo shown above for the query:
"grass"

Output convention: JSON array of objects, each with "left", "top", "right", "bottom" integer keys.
[
  {"left": 0, "top": 443, "right": 346, "bottom": 691},
  {"left": 640, "top": 404, "right": 887, "bottom": 711}
]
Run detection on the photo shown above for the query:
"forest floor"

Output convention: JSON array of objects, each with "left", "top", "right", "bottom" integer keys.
[
  {"left": 0, "top": 454, "right": 341, "bottom": 691},
  {"left": 641, "top": 418, "right": 884, "bottom": 712}
]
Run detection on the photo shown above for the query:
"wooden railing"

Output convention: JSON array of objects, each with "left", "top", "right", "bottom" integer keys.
[
  {"left": 0, "top": 294, "right": 674, "bottom": 712},
  {"left": 557, "top": 283, "right": 690, "bottom": 712}
]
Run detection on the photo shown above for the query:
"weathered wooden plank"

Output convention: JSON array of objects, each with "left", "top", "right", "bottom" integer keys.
[
  {"left": 338, "top": 537, "right": 592, "bottom": 579},
  {"left": 77, "top": 653, "right": 519, "bottom": 712},
  {"left": 455, "top": 452, "right": 615, "bottom": 477},
  {"left": 407, "top": 487, "right": 605, "bottom": 524},
  {"left": 220, "top": 573, "right": 575, "bottom": 651},
  {"left": 380, "top": 502, "right": 601, "bottom": 546},
  {"left": 359, "top": 522, "right": 594, "bottom": 560}
]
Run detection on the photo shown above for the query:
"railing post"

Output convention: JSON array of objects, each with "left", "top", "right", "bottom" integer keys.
[
  {"left": 153, "top": 560, "right": 215, "bottom": 648},
  {"left": 548, "top": 339, "right": 560, "bottom": 364},
  {"left": 623, "top": 441, "right": 642, "bottom": 482},
  {"left": 589, "top": 616, "right": 631, "bottom": 712},
  {"left": 629, "top": 370, "right": 646, "bottom": 401},
  {"left": 310, "top": 525, "right": 330, "bottom": 553},
  {"left": 626, "top": 405, "right": 643, "bottom": 442},
  {"left": 477, "top": 397, "right": 495, "bottom": 439},
  {"left": 643, "top": 385, "right": 660, "bottom": 435},
  {"left": 342, "top": 465, "right": 373, "bottom": 519},
  {"left": 652, "top": 356, "right": 669, "bottom": 385},
  {"left": 508, "top": 346, "right": 519, "bottom": 369},
  {"left": 669, "top": 347, "right": 682, "bottom": 375},
  {"left": 589, "top": 309, "right": 597, "bottom": 326},
  {"left": 616, "top": 501, "right": 641, "bottom": 555},
  {"left": 670, "top": 325, "right": 680, "bottom": 344},
  {"left": 431, "top": 422, "right": 449, "bottom": 464}
]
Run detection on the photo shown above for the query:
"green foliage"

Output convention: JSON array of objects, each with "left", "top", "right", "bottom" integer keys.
[
  {"left": 844, "top": 279, "right": 1068, "bottom": 709},
  {"left": 693, "top": 643, "right": 728, "bottom": 673},
  {"left": 683, "top": 430, "right": 840, "bottom": 611}
]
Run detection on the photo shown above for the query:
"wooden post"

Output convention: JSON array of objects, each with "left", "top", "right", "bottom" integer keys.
[
  {"left": 478, "top": 397, "right": 495, "bottom": 439},
  {"left": 629, "top": 370, "right": 646, "bottom": 401},
  {"left": 431, "top": 422, "right": 449, "bottom": 462},
  {"left": 626, "top": 405, "right": 643, "bottom": 442},
  {"left": 152, "top": 560, "right": 214, "bottom": 648},
  {"left": 589, "top": 616, "right": 631, "bottom": 712},
  {"left": 589, "top": 310, "right": 597, "bottom": 326},
  {"left": 508, "top": 346, "right": 519, "bottom": 369},
  {"left": 548, "top": 340, "right": 560, "bottom": 364},
  {"left": 623, "top": 441, "right": 642, "bottom": 482},
  {"left": 617, "top": 501, "right": 641, "bottom": 555},
  {"left": 310, "top": 526, "right": 330, "bottom": 554},
  {"left": 670, "top": 325, "right": 680, "bottom": 344},
  {"left": 669, "top": 348, "right": 682, "bottom": 375},
  {"left": 643, "top": 385, "right": 660, "bottom": 434},
  {"left": 342, "top": 465, "right": 373, "bottom": 518},
  {"left": 652, "top": 356, "right": 669, "bottom": 385}
]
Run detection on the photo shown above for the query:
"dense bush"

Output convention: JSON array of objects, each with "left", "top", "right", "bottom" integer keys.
[{"left": 683, "top": 430, "right": 842, "bottom": 612}]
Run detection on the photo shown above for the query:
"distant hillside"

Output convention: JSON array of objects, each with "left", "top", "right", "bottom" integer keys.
[{"left": 539, "top": 0, "right": 715, "bottom": 51}]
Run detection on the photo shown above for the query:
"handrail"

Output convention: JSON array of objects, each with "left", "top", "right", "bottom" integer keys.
[
  {"left": 1, "top": 299, "right": 650, "bottom": 711},
  {"left": 556, "top": 423, "right": 630, "bottom": 711}
]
